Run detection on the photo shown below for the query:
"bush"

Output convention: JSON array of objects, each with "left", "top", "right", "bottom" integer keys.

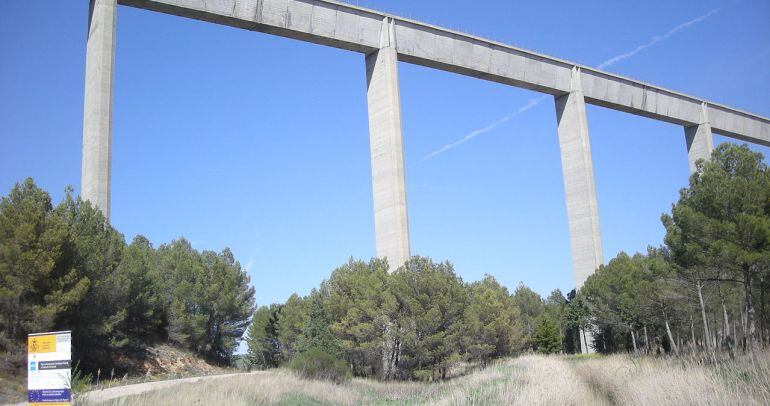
[
  {"left": 287, "top": 349, "right": 351, "bottom": 384},
  {"left": 68, "top": 361, "right": 93, "bottom": 394}
]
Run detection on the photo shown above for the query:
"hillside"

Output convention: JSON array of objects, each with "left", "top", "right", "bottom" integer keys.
[
  {"left": 108, "top": 344, "right": 229, "bottom": 377},
  {"left": 0, "top": 344, "right": 231, "bottom": 404}
]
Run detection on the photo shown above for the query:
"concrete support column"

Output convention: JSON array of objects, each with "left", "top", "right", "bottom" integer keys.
[
  {"left": 684, "top": 103, "right": 713, "bottom": 174},
  {"left": 555, "top": 67, "right": 604, "bottom": 289},
  {"left": 82, "top": 0, "right": 117, "bottom": 220},
  {"left": 365, "top": 17, "right": 410, "bottom": 272},
  {"left": 555, "top": 67, "right": 602, "bottom": 354}
]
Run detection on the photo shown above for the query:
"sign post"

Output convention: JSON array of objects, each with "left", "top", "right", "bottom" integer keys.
[{"left": 28, "top": 331, "right": 72, "bottom": 405}]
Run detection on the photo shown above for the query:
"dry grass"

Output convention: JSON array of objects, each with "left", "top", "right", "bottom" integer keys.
[
  {"left": 80, "top": 351, "right": 770, "bottom": 405},
  {"left": 0, "top": 368, "right": 26, "bottom": 404},
  {"left": 87, "top": 370, "right": 361, "bottom": 405},
  {"left": 575, "top": 351, "right": 770, "bottom": 406},
  {"left": 493, "top": 355, "right": 608, "bottom": 405}
]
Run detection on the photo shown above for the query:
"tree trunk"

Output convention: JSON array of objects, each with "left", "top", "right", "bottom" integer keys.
[
  {"left": 630, "top": 327, "right": 638, "bottom": 353},
  {"left": 382, "top": 324, "right": 393, "bottom": 380},
  {"left": 382, "top": 339, "right": 393, "bottom": 380},
  {"left": 602, "top": 331, "right": 607, "bottom": 352},
  {"left": 720, "top": 286, "right": 731, "bottom": 346},
  {"left": 690, "top": 315, "right": 697, "bottom": 351},
  {"left": 741, "top": 305, "right": 748, "bottom": 352},
  {"left": 713, "top": 307, "right": 720, "bottom": 349},
  {"left": 644, "top": 325, "right": 650, "bottom": 354},
  {"left": 744, "top": 265, "right": 757, "bottom": 352},
  {"left": 382, "top": 321, "right": 400, "bottom": 380},
  {"left": 663, "top": 309, "right": 679, "bottom": 356},
  {"left": 714, "top": 326, "right": 725, "bottom": 350},
  {"left": 729, "top": 319, "right": 737, "bottom": 358},
  {"left": 697, "top": 280, "right": 712, "bottom": 351},
  {"left": 759, "top": 274, "right": 766, "bottom": 345}
]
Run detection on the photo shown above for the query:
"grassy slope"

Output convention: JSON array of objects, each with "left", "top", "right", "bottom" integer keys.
[
  {"left": 0, "top": 344, "right": 232, "bottom": 404},
  {"left": 80, "top": 351, "right": 770, "bottom": 405}
]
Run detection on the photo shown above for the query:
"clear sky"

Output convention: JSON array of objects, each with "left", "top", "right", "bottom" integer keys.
[{"left": 1, "top": 0, "right": 769, "bottom": 309}]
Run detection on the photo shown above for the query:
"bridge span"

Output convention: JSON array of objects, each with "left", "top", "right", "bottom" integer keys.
[{"left": 82, "top": 0, "right": 770, "bottom": 294}]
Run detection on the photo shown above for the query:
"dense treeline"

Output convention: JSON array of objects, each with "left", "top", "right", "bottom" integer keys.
[
  {"left": 0, "top": 179, "right": 255, "bottom": 374},
  {"left": 3, "top": 143, "right": 766, "bottom": 385},
  {"left": 246, "top": 258, "right": 573, "bottom": 380},
  {"left": 578, "top": 144, "right": 770, "bottom": 354},
  {"left": 247, "top": 144, "right": 770, "bottom": 380}
]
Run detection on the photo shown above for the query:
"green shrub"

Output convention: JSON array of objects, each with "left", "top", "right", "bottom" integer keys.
[
  {"left": 68, "top": 361, "right": 93, "bottom": 394},
  {"left": 532, "top": 316, "right": 561, "bottom": 354},
  {"left": 411, "top": 369, "right": 434, "bottom": 382},
  {"left": 287, "top": 349, "right": 351, "bottom": 384}
]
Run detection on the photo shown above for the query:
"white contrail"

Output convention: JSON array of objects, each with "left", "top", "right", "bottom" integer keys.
[
  {"left": 419, "top": 8, "right": 720, "bottom": 162},
  {"left": 419, "top": 96, "right": 545, "bottom": 163},
  {"left": 244, "top": 237, "right": 262, "bottom": 272},
  {"left": 244, "top": 249, "right": 261, "bottom": 272},
  {"left": 597, "top": 8, "right": 720, "bottom": 69}
]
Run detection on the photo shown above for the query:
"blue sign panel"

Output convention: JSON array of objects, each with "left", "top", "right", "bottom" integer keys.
[{"left": 28, "top": 389, "right": 71, "bottom": 403}]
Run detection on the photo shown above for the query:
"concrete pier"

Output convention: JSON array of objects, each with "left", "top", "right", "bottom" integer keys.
[
  {"left": 81, "top": 0, "right": 117, "bottom": 220},
  {"left": 555, "top": 67, "right": 604, "bottom": 290},
  {"left": 555, "top": 68, "right": 603, "bottom": 354},
  {"left": 685, "top": 103, "right": 714, "bottom": 174},
  {"left": 365, "top": 18, "right": 411, "bottom": 271}
]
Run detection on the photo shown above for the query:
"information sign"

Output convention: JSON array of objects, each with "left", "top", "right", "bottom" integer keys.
[{"left": 28, "top": 331, "right": 72, "bottom": 405}]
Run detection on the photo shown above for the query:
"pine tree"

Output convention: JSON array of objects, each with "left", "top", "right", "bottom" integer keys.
[
  {"left": 390, "top": 257, "right": 467, "bottom": 380},
  {"left": 158, "top": 240, "right": 255, "bottom": 364},
  {"left": 246, "top": 305, "right": 280, "bottom": 369},
  {"left": 297, "top": 290, "right": 340, "bottom": 357},
  {"left": 277, "top": 293, "right": 308, "bottom": 360},
  {"left": 533, "top": 316, "right": 561, "bottom": 354},
  {"left": 464, "top": 275, "right": 522, "bottom": 364},
  {"left": 663, "top": 143, "right": 770, "bottom": 350},
  {"left": 325, "top": 258, "right": 396, "bottom": 377},
  {"left": 0, "top": 179, "right": 73, "bottom": 357},
  {"left": 512, "top": 284, "right": 545, "bottom": 351},
  {"left": 114, "top": 235, "right": 164, "bottom": 341}
]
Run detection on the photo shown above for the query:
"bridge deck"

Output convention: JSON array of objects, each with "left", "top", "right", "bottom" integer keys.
[{"left": 119, "top": 0, "right": 770, "bottom": 146}]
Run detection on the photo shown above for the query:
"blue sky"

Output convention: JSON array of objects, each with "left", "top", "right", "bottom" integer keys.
[{"left": 1, "top": 0, "right": 769, "bottom": 310}]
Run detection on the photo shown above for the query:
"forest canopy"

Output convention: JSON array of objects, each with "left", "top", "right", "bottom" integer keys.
[{"left": 0, "top": 179, "right": 255, "bottom": 374}]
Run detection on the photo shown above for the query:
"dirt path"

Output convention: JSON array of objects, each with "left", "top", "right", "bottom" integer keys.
[{"left": 80, "top": 372, "right": 263, "bottom": 404}]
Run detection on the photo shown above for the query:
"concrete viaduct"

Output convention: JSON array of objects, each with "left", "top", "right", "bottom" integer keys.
[{"left": 83, "top": 0, "right": 770, "bottom": 291}]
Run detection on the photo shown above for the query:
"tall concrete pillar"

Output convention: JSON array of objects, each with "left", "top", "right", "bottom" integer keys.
[
  {"left": 365, "top": 18, "right": 410, "bottom": 272},
  {"left": 684, "top": 103, "right": 713, "bottom": 174},
  {"left": 555, "top": 67, "right": 604, "bottom": 289},
  {"left": 82, "top": 0, "right": 117, "bottom": 220},
  {"left": 555, "top": 67, "right": 602, "bottom": 354}
]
